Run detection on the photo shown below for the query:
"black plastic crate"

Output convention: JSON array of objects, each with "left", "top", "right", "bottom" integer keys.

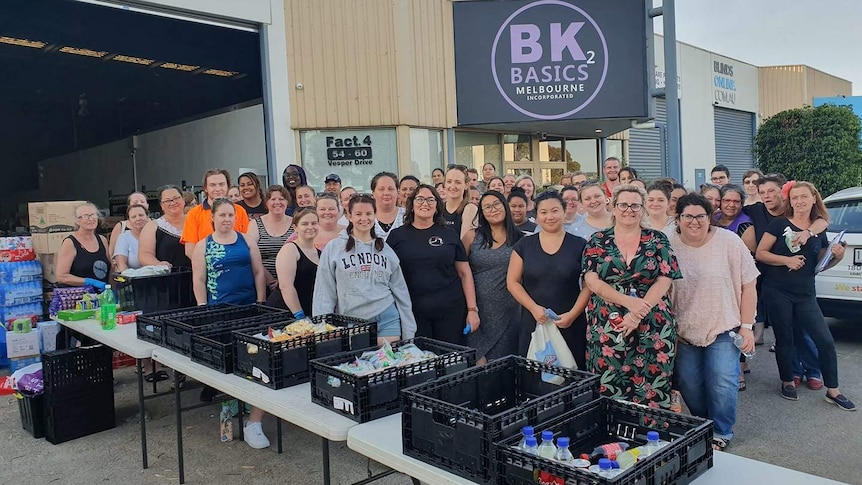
[
  {"left": 496, "top": 397, "right": 713, "bottom": 485},
  {"left": 42, "top": 345, "right": 116, "bottom": 444},
  {"left": 401, "top": 356, "right": 601, "bottom": 485},
  {"left": 310, "top": 337, "right": 476, "bottom": 423},
  {"left": 191, "top": 322, "right": 275, "bottom": 373},
  {"left": 114, "top": 267, "right": 194, "bottom": 314},
  {"left": 17, "top": 392, "right": 45, "bottom": 438},
  {"left": 233, "top": 314, "right": 376, "bottom": 390},
  {"left": 163, "top": 304, "right": 292, "bottom": 355},
  {"left": 136, "top": 303, "right": 235, "bottom": 345}
]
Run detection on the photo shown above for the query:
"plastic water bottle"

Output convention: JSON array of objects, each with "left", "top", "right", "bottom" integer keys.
[
  {"left": 616, "top": 448, "right": 641, "bottom": 470},
  {"left": 518, "top": 426, "right": 535, "bottom": 451},
  {"left": 729, "top": 331, "right": 755, "bottom": 359},
  {"left": 589, "top": 458, "right": 619, "bottom": 477},
  {"left": 554, "top": 437, "right": 575, "bottom": 464},
  {"left": 100, "top": 285, "right": 117, "bottom": 330},
  {"left": 640, "top": 431, "right": 664, "bottom": 457},
  {"left": 538, "top": 430, "right": 556, "bottom": 459},
  {"left": 522, "top": 436, "right": 539, "bottom": 456}
]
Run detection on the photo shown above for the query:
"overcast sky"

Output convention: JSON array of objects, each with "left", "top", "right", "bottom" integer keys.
[{"left": 654, "top": 0, "right": 862, "bottom": 95}]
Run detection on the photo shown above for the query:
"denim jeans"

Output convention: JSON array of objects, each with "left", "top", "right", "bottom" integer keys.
[
  {"left": 793, "top": 330, "right": 822, "bottom": 381},
  {"left": 763, "top": 286, "right": 839, "bottom": 388},
  {"left": 676, "top": 332, "right": 740, "bottom": 440}
]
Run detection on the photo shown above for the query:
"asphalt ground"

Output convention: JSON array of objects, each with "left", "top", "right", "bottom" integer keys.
[{"left": 0, "top": 318, "right": 859, "bottom": 485}]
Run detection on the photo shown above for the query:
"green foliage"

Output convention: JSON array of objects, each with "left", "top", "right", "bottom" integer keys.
[{"left": 754, "top": 105, "right": 862, "bottom": 197}]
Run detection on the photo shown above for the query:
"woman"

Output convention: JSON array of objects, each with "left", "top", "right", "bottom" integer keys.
[
  {"left": 645, "top": 184, "right": 675, "bottom": 235},
  {"left": 670, "top": 193, "right": 759, "bottom": 449},
  {"left": 434, "top": 183, "right": 446, "bottom": 202},
  {"left": 502, "top": 174, "right": 517, "bottom": 197},
  {"left": 338, "top": 187, "right": 356, "bottom": 226},
  {"left": 314, "top": 194, "right": 416, "bottom": 344},
  {"left": 282, "top": 164, "right": 308, "bottom": 216},
  {"left": 191, "top": 198, "right": 269, "bottom": 449},
  {"left": 742, "top": 169, "right": 763, "bottom": 206},
  {"left": 583, "top": 184, "right": 682, "bottom": 409},
  {"left": 431, "top": 168, "right": 445, "bottom": 186},
  {"left": 515, "top": 174, "right": 537, "bottom": 220},
  {"left": 371, "top": 172, "right": 405, "bottom": 239},
  {"left": 109, "top": 191, "right": 149, "bottom": 258},
  {"left": 619, "top": 167, "right": 639, "bottom": 185},
  {"left": 700, "top": 183, "right": 721, "bottom": 212},
  {"left": 246, "top": 186, "right": 294, "bottom": 294},
  {"left": 113, "top": 204, "right": 149, "bottom": 272},
  {"left": 441, "top": 165, "right": 479, "bottom": 239},
  {"left": 388, "top": 185, "right": 480, "bottom": 344},
  {"left": 227, "top": 186, "right": 242, "bottom": 203},
  {"left": 56, "top": 202, "right": 111, "bottom": 289},
  {"left": 668, "top": 184, "right": 687, "bottom": 217},
  {"left": 462, "top": 191, "right": 523, "bottom": 363},
  {"left": 486, "top": 176, "right": 505, "bottom": 194},
  {"left": 716, "top": 184, "right": 755, "bottom": 250},
  {"left": 755, "top": 181, "right": 854, "bottom": 410},
  {"left": 561, "top": 186, "right": 582, "bottom": 235},
  {"left": 469, "top": 187, "right": 481, "bottom": 206},
  {"left": 508, "top": 191, "right": 591, "bottom": 369},
  {"left": 237, "top": 172, "right": 267, "bottom": 219},
  {"left": 313, "top": 194, "right": 346, "bottom": 250},
  {"left": 568, "top": 182, "right": 611, "bottom": 240},
  {"left": 295, "top": 185, "right": 317, "bottom": 209},
  {"left": 139, "top": 185, "right": 191, "bottom": 269},
  {"left": 267, "top": 209, "right": 320, "bottom": 315},
  {"left": 508, "top": 188, "right": 537, "bottom": 235},
  {"left": 398, "top": 175, "right": 420, "bottom": 209}
]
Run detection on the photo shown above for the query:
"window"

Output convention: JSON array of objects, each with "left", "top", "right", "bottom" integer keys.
[
  {"left": 299, "top": 128, "right": 397, "bottom": 191},
  {"left": 503, "top": 134, "right": 531, "bottom": 164},
  {"left": 826, "top": 199, "right": 862, "bottom": 234},
  {"left": 409, "top": 128, "right": 443, "bottom": 184},
  {"left": 564, "top": 139, "right": 599, "bottom": 178},
  {"left": 454, "top": 132, "right": 501, "bottom": 170}
]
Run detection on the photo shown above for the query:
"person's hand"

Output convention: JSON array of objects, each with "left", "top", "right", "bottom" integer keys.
[
  {"left": 467, "top": 309, "right": 480, "bottom": 332},
  {"left": 267, "top": 279, "right": 279, "bottom": 291},
  {"left": 785, "top": 255, "right": 805, "bottom": 271},
  {"left": 157, "top": 261, "right": 172, "bottom": 268},
  {"left": 84, "top": 278, "right": 106, "bottom": 291},
  {"left": 619, "top": 313, "right": 640, "bottom": 337},
  {"left": 831, "top": 242, "right": 846, "bottom": 260},
  {"left": 531, "top": 306, "right": 548, "bottom": 324},
  {"left": 738, "top": 328, "right": 755, "bottom": 354},
  {"left": 624, "top": 296, "right": 652, "bottom": 321},
  {"left": 791, "top": 230, "right": 810, "bottom": 247},
  {"left": 554, "top": 311, "right": 575, "bottom": 329}
]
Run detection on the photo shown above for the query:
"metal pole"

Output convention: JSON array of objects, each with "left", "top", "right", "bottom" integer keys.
[
  {"left": 446, "top": 128, "right": 456, "bottom": 165},
  {"left": 599, "top": 137, "right": 607, "bottom": 166},
  {"left": 260, "top": 25, "right": 279, "bottom": 184},
  {"left": 663, "top": 0, "right": 682, "bottom": 182},
  {"left": 657, "top": 122, "right": 667, "bottom": 177}
]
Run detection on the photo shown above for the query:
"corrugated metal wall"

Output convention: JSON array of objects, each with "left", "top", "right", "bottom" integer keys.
[
  {"left": 714, "top": 107, "right": 754, "bottom": 183},
  {"left": 284, "top": 0, "right": 455, "bottom": 129},
  {"left": 758, "top": 65, "right": 852, "bottom": 121},
  {"left": 628, "top": 98, "right": 666, "bottom": 182}
]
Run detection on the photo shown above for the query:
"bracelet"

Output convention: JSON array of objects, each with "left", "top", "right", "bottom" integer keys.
[
  {"left": 808, "top": 229, "right": 816, "bottom": 238},
  {"left": 467, "top": 307, "right": 479, "bottom": 313},
  {"left": 740, "top": 323, "right": 754, "bottom": 330}
]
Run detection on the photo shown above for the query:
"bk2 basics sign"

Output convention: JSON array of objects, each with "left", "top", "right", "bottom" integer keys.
[{"left": 454, "top": 0, "right": 648, "bottom": 125}]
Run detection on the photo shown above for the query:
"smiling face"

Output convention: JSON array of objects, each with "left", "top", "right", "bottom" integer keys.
[
  {"left": 619, "top": 170, "right": 633, "bottom": 184},
  {"left": 603, "top": 159, "right": 620, "bottom": 182},
  {"left": 295, "top": 212, "right": 319, "bottom": 241},
  {"left": 325, "top": 180, "right": 342, "bottom": 194},
  {"left": 480, "top": 194, "right": 506, "bottom": 225},
  {"left": 75, "top": 204, "right": 100, "bottom": 231},
  {"left": 536, "top": 197, "right": 564, "bottom": 232},
  {"left": 296, "top": 187, "right": 316, "bottom": 208},
  {"left": 205, "top": 173, "right": 229, "bottom": 200},
  {"left": 127, "top": 206, "right": 149, "bottom": 230},
  {"left": 702, "top": 188, "right": 720, "bottom": 211},
  {"left": 159, "top": 188, "right": 184, "bottom": 216},
  {"left": 227, "top": 187, "right": 242, "bottom": 203},
  {"left": 211, "top": 202, "right": 236, "bottom": 233},
  {"left": 373, "top": 175, "right": 398, "bottom": 209},
  {"left": 646, "top": 190, "right": 669, "bottom": 218},
  {"left": 482, "top": 163, "right": 496, "bottom": 181},
  {"left": 349, "top": 201, "right": 376, "bottom": 233},
  {"left": 412, "top": 188, "right": 438, "bottom": 221},
  {"left": 238, "top": 175, "right": 258, "bottom": 201},
  {"left": 678, "top": 202, "right": 710, "bottom": 241},
  {"left": 720, "top": 191, "right": 743, "bottom": 218},
  {"left": 470, "top": 187, "right": 481, "bottom": 205},
  {"left": 283, "top": 167, "right": 302, "bottom": 188},
  {"left": 508, "top": 197, "right": 527, "bottom": 224},
  {"left": 488, "top": 178, "right": 504, "bottom": 193},
  {"left": 445, "top": 168, "right": 468, "bottom": 203},
  {"left": 316, "top": 198, "right": 340, "bottom": 226},
  {"left": 613, "top": 190, "right": 644, "bottom": 228},
  {"left": 743, "top": 174, "right": 760, "bottom": 196},
  {"left": 432, "top": 169, "right": 445, "bottom": 185},
  {"left": 266, "top": 190, "right": 288, "bottom": 215},
  {"left": 668, "top": 188, "right": 687, "bottom": 216},
  {"left": 580, "top": 185, "right": 607, "bottom": 216},
  {"left": 517, "top": 178, "right": 535, "bottom": 199},
  {"left": 503, "top": 175, "right": 517, "bottom": 192},
  {"left": 561, "top": 189, "right": 579, "bottom": 217}
]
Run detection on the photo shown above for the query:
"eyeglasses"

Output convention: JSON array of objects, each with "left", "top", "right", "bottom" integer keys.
[
  {"left": 615, "top": 203, "right": 643, "bottom": 212},
  {"left": 742, "top": 179, "right": 759, "bottom": 185},
  {"left": 481, "top": 201, "right": 504, "bottom": 212},
  {"left": 76, "top": 213, "right": 98, "bottom": 220},
  {"left": 680, "top": 214, "right": 709, "bottom": 222},
  {"left": 721, "top": 198, "right": 742, "bottom": 205},
  {"left": 161, "top": 196, "right": 183, "bottom": 205},
  {"left": 414, "top": 196, "right": 437, "bottom": 206}
]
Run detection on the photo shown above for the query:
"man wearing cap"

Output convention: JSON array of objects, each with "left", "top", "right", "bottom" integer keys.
[{"left": 324, "top": 173, "right": 342, "bottom": 195}]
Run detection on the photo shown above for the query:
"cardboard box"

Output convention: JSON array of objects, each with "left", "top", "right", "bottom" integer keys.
[
  {"left": 39, "top": 253, "right": 58, "bottom": 283},
  {"left": 0, "top": 248, "right": 36, "bottom": 262},
  {"left": 28, "top": 201, "right": 86, "bottom": 233},
  {"left": 37, "top": 321, "right": 60, "bottom": 353},
  {"left": 33, "top": 232, "right": 72, "bottom": 255},
  {"left": 6, "top": 329, "right": 41, "bottom": 359},
  {"left": 9, "top": 355, "right": 41, "bottom": 373}
]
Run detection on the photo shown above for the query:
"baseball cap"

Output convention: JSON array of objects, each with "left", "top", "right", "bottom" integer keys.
[{"left": 325, "top": 173, "right": 341, "bottom": 183}]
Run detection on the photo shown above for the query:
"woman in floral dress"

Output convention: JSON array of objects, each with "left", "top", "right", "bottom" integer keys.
[{"left": 583, "top": 184, "right": 682, "bottom": 409}]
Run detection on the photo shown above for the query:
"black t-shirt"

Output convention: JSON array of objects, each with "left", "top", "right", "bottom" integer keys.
[
  {"left": 238, "top": 200, "right": 268, "bottom": 219},
  {"left": 761, "top": 217, "right": 827, "bottom": 296},
  {"left": 743, "top": 202, "right": 773, "bottom": 243},
  {"left": 387, "top": 224, "right": 467, "bottom": 306},
  {"left": 441, "top": 207, "right": 463, "bottom": 236},
  {"left": 515, "top": 221, "right": 538, "bottom": 235},
  {"left": 512, "top": 233, "right": 586, "bottom": 314}
]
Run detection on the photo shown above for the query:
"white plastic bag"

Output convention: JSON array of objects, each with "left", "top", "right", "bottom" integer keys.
[{"left": 527, "top": 322, "right": 577, "bottom": 384}]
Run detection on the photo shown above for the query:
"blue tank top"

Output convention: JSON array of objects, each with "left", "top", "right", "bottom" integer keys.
[{"left": 204, "top": 232, "right": 256, "bottom": 305}]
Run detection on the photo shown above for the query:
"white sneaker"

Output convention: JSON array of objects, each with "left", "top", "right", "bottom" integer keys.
[{"left": 243, "top": 421, "right": 270, "bottom": 449}]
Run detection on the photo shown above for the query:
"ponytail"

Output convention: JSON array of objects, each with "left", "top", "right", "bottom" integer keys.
[
  {"left": 371, "top": 226, "right": 384, "bottom": 251},
  {"left": 345, "top": 222, "right": 356, "bottom": 252}
]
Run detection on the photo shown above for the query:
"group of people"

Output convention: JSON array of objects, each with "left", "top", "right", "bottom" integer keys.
[{"left": 55, "top": 158, "right": 855, "bottom": 452}]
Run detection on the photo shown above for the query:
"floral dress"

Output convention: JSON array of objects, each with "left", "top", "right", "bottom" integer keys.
[{"left": 582, "top": 227, "right": 682, "bottom": 409}]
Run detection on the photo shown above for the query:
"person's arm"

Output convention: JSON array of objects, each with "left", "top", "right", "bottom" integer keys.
[
  {"left": 455, "top": 261, "right": 480, "bottom": 332},
  {"left": 181, "top": 210, "right": 199, "bottom": 259},
  {"left": 56, "top": 238, "right": 85, "bottom": 286},
  {"left": 506, "top": 250, "right": 548, "bottom": 324},
  {"left": 311, "top": 246, "right": 338, "bottom": 316},
  {"left": 792, "top": 218, "right": 829, "bottom": 246},
  {"left": 244, "top": 233, "right": 267, "bottom": 303},
  {"left": 460, "top": 204, "right": 479, "bottom": 240},
  {"left": 191, "top": 241, "right": 208, "bottom": 305},
  {"left": 737, "top": 280, "right": 757, "bottom": 353},
  {"left": 461, "top": 229, "right": 476, "bottom": 258},
  {"left": 113, "top": 233, "right": 129, "bottom": 272},
  {"left": 390, "top": 261, "right": 417, "bottom": 339},
  {"left": 740, "top": 225, "right": 756, "bottom": 253},
  {"left": 556, "top": 286, "right": 591, "bottom": 329},
  {"left": 138, "top": 221, "right": 166, "bottom": 267},
  {"left": 275, "top": 244, "right": 303, "bottom": 315},
  {"left": 583, "top": 272, "right": 648, "bottom": 314},
  {"left": 755, "top": 232, "right": 804, "bottom": 269},
  {"left": 108, "top": 221, "right": 123, "bottom": 259}
]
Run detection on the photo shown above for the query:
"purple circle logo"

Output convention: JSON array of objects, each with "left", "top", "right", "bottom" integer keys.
[{"left": 491, "top": 0, "right": 609, "bottom": 120}]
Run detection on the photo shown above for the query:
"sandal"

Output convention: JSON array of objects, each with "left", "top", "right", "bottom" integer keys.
[
  {"left": 144, "top": 370, "right": 170, "bottom": 382},
  {"left": 738, "top": 376, "right": 747, "bottom": 392},
  {"left": 712, "top": 437, "right": 729, "bottom": 451}
]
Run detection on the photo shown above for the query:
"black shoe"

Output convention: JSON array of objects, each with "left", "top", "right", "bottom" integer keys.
[
  {"left": 200, "top": 385, "right": 219, "bottom": 402},
  {"left": 825, "top": 393, "right": 857, "bottom": 411},
  {"left": 781, "top": 383, "right": 798, "bottom": 401}
]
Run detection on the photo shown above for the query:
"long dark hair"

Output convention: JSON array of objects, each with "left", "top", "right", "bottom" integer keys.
[
  {"left": 476, "top": 191, "right": 522, "bottom": 249},
  {"left": 403, "top": 184, "right": 447, "bottom": 227},
  {"left": 238, "top": 172, "right": 264, "bottom": 201},
  {"left": 345, "top": 193, "right": 384, "bottom": 251}
]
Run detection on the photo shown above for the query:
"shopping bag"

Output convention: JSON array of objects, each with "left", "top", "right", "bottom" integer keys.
[{"left": 527, "top": 321, "right": 577, "bottom": 384}]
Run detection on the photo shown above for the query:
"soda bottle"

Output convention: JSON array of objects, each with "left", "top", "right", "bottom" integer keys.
[
  {"left": 518, "top": 425, "right": 535, "bottom": 450},
  {"left": 729, "top": 331, "right": 755, "bottom": 358},
  {"left": 589, "top": 442, "right": 629, "bottom": 461},
  {"left": 538, "top": 430, "right": 556, "bottom": 459},
  {"left": 616, "top": 448, "right": 641, "bottom": 470},
  {"left": 554, "top": 437, "right": 575, "bottom": 464},
  {"left": 100, "top": 285, "right": 117, "bottom": 330},
  {"left": 522, "top": 436, "right": 539, "bottom": 456}
]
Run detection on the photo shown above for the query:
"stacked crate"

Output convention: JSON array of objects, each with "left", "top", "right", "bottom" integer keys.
[{"left": 0, "top": 236, "right": 43, "bottom": 371}]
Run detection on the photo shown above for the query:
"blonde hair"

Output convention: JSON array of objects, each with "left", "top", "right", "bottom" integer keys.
[
  {"left": 609, "top": 184, "right": 647, "bottom": 228},
  {"left": 785, "top": 181, "right": 830, "bottom": 223}
]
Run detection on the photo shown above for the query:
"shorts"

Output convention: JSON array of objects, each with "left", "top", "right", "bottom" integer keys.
[{"left": 375, "top": 303, "right": 401, "bottom": 338}]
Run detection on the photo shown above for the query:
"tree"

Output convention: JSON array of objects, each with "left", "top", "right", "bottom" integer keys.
[{"left": 754, "top": 104, "right": 862, "bottom": 197}]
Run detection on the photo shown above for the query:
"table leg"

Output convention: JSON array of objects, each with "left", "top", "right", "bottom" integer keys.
[
  {"left": 151, "top": 358, "right": 157, "bottom": 394},
  {"left": 238, "top": 401, "right": 245, "bottom": 441},
  {"left": 277, "top": 418, "right": 283, "bottom": 454},
  {"left": 322, "top": 437, "right": 331, "bottom": 485},
  {"left": 137, "top": 358, "right": 148, "bottom": 469},
  {"left": 174, "top": 371, "right": 185, "bottom": 485}
]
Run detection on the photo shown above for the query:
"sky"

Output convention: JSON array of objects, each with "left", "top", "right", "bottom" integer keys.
[{"left": 654, "top": 0, "right": 862, "bottom": 95}]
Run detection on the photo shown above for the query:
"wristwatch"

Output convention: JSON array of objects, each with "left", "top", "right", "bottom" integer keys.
[
  {"left": 808, "top": 229, "right": 817, "bottom": 238},
  {"left": 740, "top": 323, "right": 754, "bottom": 331}
]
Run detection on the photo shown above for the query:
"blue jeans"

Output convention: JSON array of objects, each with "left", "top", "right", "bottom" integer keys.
[
  {"left": 375, "top": 303, "right": 402, "bottom": 338},
  {"left": 793, "top": 331, "right": 822, "bottom": 381},
  {"left": 676, "top": 332, "right": 739, "bottom": 440}
]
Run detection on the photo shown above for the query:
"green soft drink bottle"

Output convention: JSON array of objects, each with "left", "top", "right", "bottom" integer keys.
[{"left": 101, "top": 285, "right": 117, "bottom": 330}]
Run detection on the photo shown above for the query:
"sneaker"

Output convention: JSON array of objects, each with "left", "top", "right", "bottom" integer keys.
[
  {"left": 781, "top": 383, "right": 798, "bottom": 401},
  {"left": 807, "top": 377, "right": 824, "bottom": 391},
  {"left": 669, "top": 390, "right": 682, "bottom": 413},
  {"left": 243, "top": 421, "right": 271, "bottom": 449},
  {"left": 824, "top": 393, "right": 857, "bottom": 411},
  {"left": 793, "top": 376, "right": 801, "bottom": 388}
]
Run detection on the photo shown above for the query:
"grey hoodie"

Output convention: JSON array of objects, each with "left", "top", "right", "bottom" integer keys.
[{"left": 313, "top": 231, "right": 417, "bottom": 338}]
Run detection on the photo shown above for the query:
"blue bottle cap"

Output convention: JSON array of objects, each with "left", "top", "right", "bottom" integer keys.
[
  {"left": 599, "top": 458, "right": 611, "bottom": 470},
  {"left": 525, "top": 436, "right": 538, "bottom": 447},
  {"left": 557, "top": 437, "right": 569, "bottom": 447},
  {"left": 522, "top": 425, "right": 534, "bottom": 435},
  {"left": 541, "top": 430, "right": 554, "bottom": 440},
  {"left": 647, "top": 431, "right": 660, "bottom": 441}
]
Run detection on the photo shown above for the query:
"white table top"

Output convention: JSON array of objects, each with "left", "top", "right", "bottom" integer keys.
[
  {"left": 347, "top": 414, "right": 849, "bottom": 485},
  {"left": 151, "top": 347, "right": 358, "bottom": 441},
  {"left": 55, "top": 319, "right": 158, "bottom": 359}
]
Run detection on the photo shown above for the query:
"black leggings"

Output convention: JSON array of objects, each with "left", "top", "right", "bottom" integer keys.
[{"left": 413, "top": 294, "right": 467, "bottom": 346}]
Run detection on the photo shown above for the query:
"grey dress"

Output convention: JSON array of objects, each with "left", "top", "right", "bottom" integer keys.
[{"left": 468, "top": 232, "right": 520, "bottom": 360}]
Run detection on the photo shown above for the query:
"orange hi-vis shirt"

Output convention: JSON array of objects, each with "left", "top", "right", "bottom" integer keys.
[{"left": 180, "top": 200, "right": 250, "bottom": 245}]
